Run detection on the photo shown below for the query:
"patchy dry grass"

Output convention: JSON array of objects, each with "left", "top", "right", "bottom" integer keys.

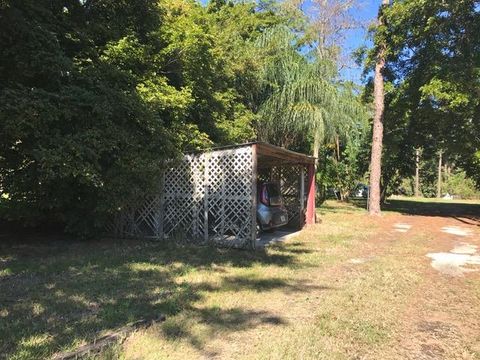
[
  {"left": 1, "top": 199, "right": 479, "bottom": 359},
  {"left": 0, "top": 238, "right": 302, "bottom": 359}
]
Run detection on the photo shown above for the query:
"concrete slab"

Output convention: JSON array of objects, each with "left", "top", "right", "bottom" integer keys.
[{"left": 256, "top": 229, "right": 301, "bottom": 248}]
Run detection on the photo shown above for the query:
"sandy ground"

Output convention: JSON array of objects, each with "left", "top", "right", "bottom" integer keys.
[{"left": 380, "top": 213, "right": 480, "bottom": 359}]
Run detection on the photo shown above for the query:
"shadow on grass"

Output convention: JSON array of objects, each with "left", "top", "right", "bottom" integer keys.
[
  {"left": 0, "top": 238, "right": 316, "bottom": 359},
  {"left": 317, "top": 200, "right": 367, "bottom": 216},
  {"left": 159, "top": 306, "right": 288, "bottom": 356},
  {"left": 154, "top": 273, "right": 333, "bottom": 355},
  {"left": 344, "top": 198, "right": 480, "bottom": 225},
  {"left": 220, "top": 275, "right": 333, "bottom": 294},
  {"left": 267, "top": 241, "right": 317, "bottom": 255}
]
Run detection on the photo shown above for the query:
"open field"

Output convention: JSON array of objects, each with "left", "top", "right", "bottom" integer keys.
[{"left": 1, "top": 198, "right": 480, "bottom": 359}]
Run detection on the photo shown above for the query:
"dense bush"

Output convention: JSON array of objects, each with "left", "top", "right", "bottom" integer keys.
[{"left": 0, "top": 0, "right": 280, "bottom": 237}]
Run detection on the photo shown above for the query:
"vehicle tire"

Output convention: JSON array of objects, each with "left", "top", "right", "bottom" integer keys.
[{"left": 256, "top": 221, "right": 262, "bottom": 237}]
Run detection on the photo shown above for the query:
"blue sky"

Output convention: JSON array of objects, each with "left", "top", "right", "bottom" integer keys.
[
  {"left": 339, "top": 0, "right": 379, "bottom": 83},
  {"left": 200, "top": 0, "right": 380, "bottom": 83},
  {"left": 297, "top": 0, "right": 379, "bottom": 83}
]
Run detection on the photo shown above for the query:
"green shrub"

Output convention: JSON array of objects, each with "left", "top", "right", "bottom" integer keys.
[{"left": 443, "top": 170, "right": 480, "bottom": 199}]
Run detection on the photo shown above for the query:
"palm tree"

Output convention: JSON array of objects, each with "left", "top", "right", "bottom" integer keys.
[{"left": 256, "top": 26, "right": 366, "bottom": 164}]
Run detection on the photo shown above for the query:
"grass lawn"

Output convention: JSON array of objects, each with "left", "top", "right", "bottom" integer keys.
[{"left": 1, "top": 199, "right": 480, "bottom": 359}]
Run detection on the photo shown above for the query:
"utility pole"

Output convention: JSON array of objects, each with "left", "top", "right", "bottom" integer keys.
[
  {"left": 414, "top": 148, "right": 420, "bottom": 197},
  {"left": 437, "top": 150, "right": 443, "bottom": 198}
]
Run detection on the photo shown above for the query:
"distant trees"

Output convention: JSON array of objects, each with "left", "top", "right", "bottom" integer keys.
[
  {"left": 362, "top": 0, "right": 480, "bottom": 202},
  {"left": 395, "top": 153, "right": 480, "bottom": 199},
  {"left": 414, "top": 148, "right": 421, "bottom": 197}
]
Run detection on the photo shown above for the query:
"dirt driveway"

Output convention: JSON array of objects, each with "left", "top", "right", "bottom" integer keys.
[{"left": 376, "top": 209, "right": 480, "bottom": 359}]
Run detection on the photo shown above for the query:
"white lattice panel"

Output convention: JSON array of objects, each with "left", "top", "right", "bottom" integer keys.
[
  {"left": 163, "top": 154, "right": 206, "bottom": 241},
  {"left": 206, "top": 148, "right": 253, "bottom": 248},
  {"left": 110, "top": 146, "right": 255, "bottom": 249}
]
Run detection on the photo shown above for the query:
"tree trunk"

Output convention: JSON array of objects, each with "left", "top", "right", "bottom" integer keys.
[
  {"left": 335, "top": 135, "right": 341, "bottom": 161},
  {"left": 414, "top": 148, "right": 420, "bottom": 197},
  {"left": 437, "top": 150, "right": 443, "bottom": 198},
  {"left": 313, "top": 132, "right": 320, "bottom": 169},
  {"left": 368, "top": 0, "right": 389, "bottom": 216}
]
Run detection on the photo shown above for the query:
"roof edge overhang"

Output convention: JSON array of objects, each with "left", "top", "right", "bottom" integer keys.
[{"left": 185, "top": 141, "right": 315, "bottom": 165}]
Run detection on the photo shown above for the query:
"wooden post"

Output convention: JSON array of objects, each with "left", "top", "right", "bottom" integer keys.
[
  {"left": 300, "top": 166, "right": 305, "bottom": 227},
  {"left": 306, "top": 163, "right": 315, "bottom": 225},
  {"left": 251, "top": 144, "right": 257, "bottom": 249},
  {"left": 220, "top": 164, "right": 226, "bottom": 238}
]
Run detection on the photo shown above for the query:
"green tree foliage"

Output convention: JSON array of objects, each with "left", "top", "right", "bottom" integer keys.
[
  {"left": 0, "top": 0, "right": 281, "bottom": 236},
  {"left": 0, "top": 0, "right": 181, "bottom": 235},
  {"left": 443, "top": 170, "right": 480, "bottom": 199},
  {"left": 317, "top": 126, "right": 369, "bottom": 201},
  {"left": 362, "top": 0, "right": 480, "bottom": 191},
  {"left": 158, "top": 0, "right": 284, "bottom": 145}
]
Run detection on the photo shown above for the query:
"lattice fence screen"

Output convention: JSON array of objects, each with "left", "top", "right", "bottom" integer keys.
[
  {"left": 110, "top": 147, "right": 255, "bottom": 249},
  {"left": 109, "top": 146, "right": 309, "bottom": 248}
]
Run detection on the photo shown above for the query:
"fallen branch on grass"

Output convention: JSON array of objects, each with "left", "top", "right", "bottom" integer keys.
[{"left": 51, "top": 315, "right": 166, "bottom": 360}]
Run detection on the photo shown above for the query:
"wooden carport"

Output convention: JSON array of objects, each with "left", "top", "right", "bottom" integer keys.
[
  {"left": 254, "top": 142, "right": 316, "bottom": 227},
  {"left": 110, "top": 142, "right": 316, "bottom": 249}
]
